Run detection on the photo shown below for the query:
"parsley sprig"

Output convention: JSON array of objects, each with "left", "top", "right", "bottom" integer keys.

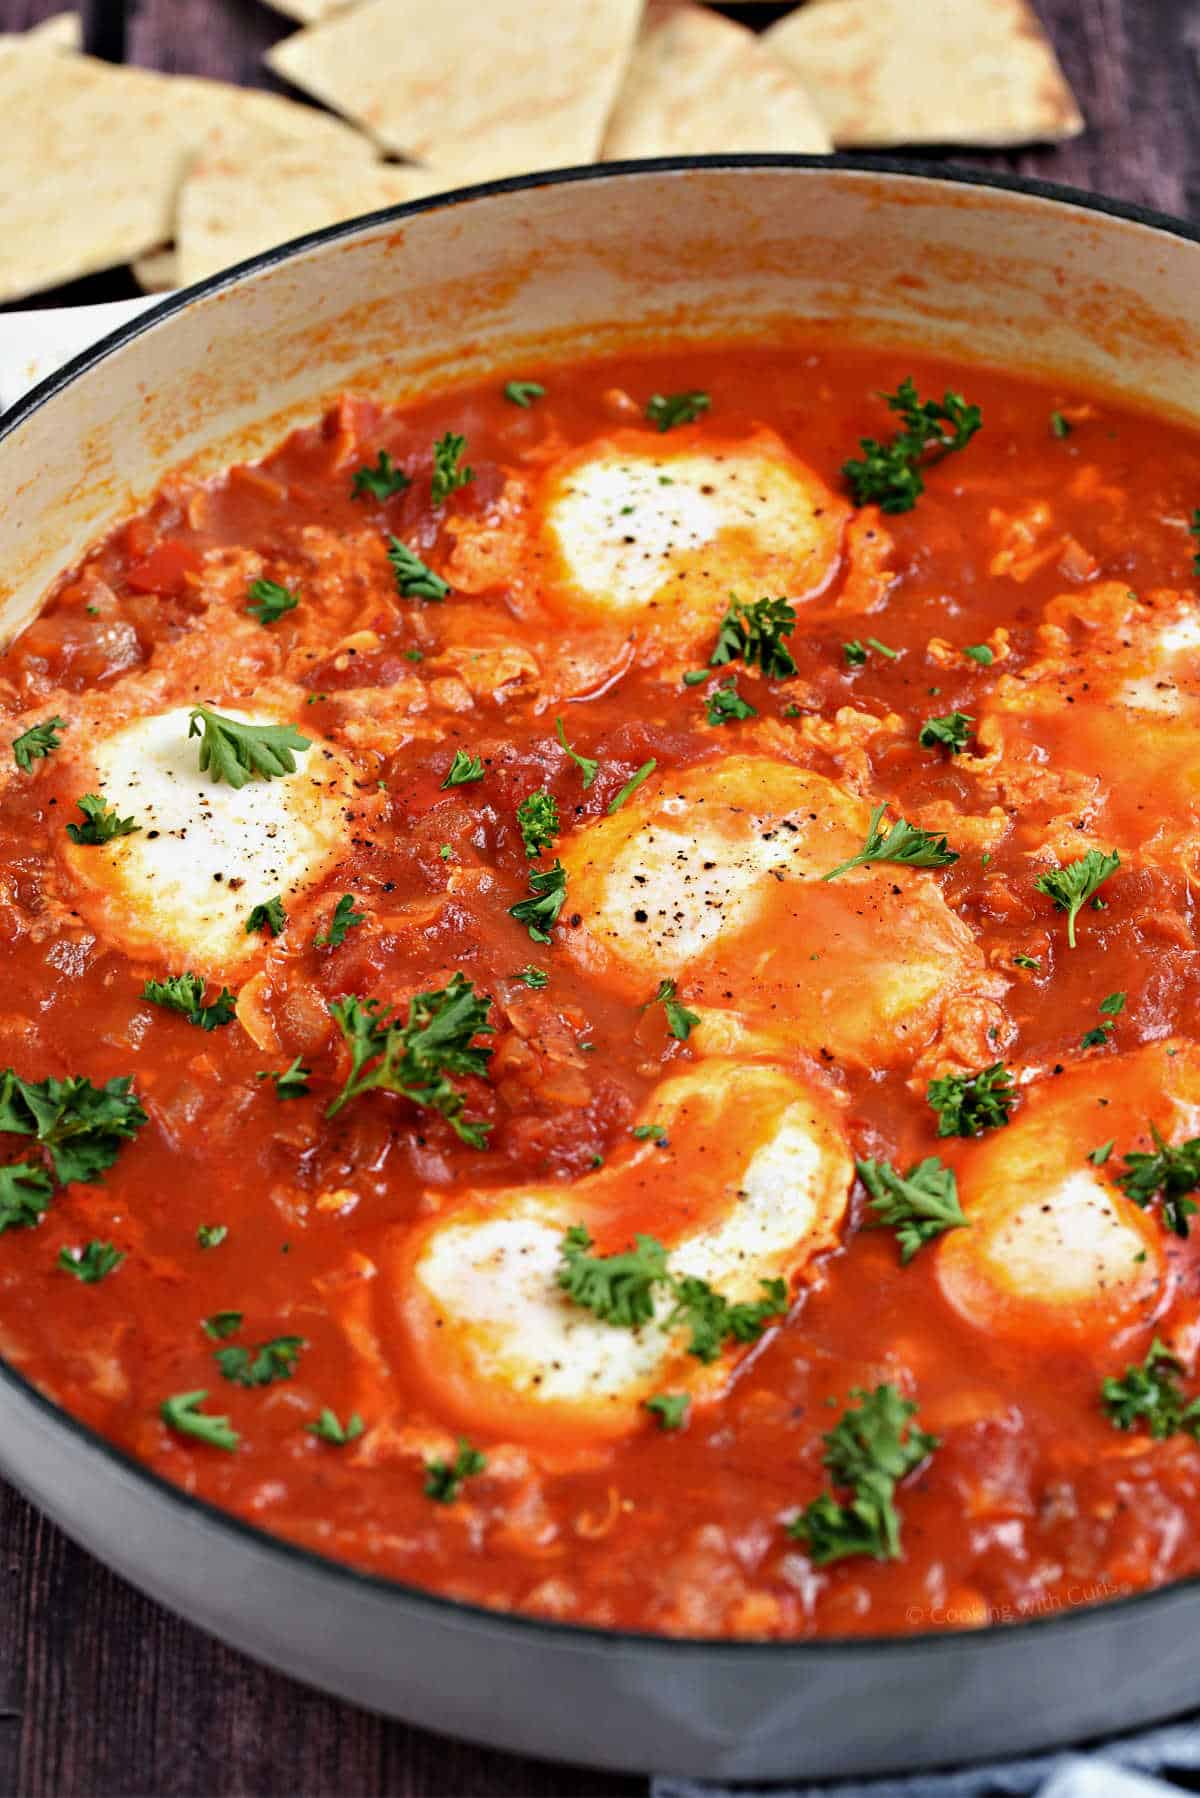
[
  {"left": 441, "top": 749, "right": 485, "bottom": 789},
  {"left": 787, "top": 1385, "right": 938, "bottom": 1564},
  {"left": 504, "top": 379, "right": 545, "bottom": 408},
  {"left": 245, "top": 895, "right": 287, "bottom": 937},
  {"left": 388, "top": 536, "right": 450, "bottom": 602},
  {"left": 351, "top": 450, "right": 411, "bottom": 501},
  {"left": 1034, "top": 848, "right": 1120, "bottom": 948},
  {"left": 710, "top": 597, "right": 797, "bottom": 680},
  {"left": 66, "top": 794, "right": 140, "bottom": 844},
  {"left": 315, "top": 893, "right": 365, "bottom": 949},
  {"left": 857, "top": 1156, "right": 969, "bottom": 1262},
  {"left": 643, "top": 977, "right": 699, "bottom": 1042},
  {"left": 0, "top": 1069, "right": 147, "bottom": 1186},
  {"left": 554, "top": 716, "right": 598, "bottom": 787},
  {"left": 215, "top": 1334, "right": 306, "bottom": 1388},
  {"left": 0, "top": 1163, "right": 54, "bottom": 1233},
  {"left": 822, "top": 804, "right": 959, "bottom": 881},
  {"left": 843, "top": 377, "right": 981, "bottom": 513},
  {"left": 12, "top": 715, "right": 67, "bottom": 772},
  {"left": 424, "top": 1436, "right": 486, "bottom": 1503},
  {"left": 918, "top": 711, "right": 974, "bottom": 754},
  {"left": 926, "top": 1062, "right": 1014, "bottom": 1137},
  {"left": 326, "top": 975, "right": 494, "bottom": 1146},
  {"left": 246, "top": 579, "right": 299, "bottom": 626},
  {"left": 1102, "top": 1339, "right": 1200, "bottom": 1438},
  {"left": 308, "top": 1409, "right": 364, "bottom": 1445},
  {"left": 646, "top": 390, "right": 710, "bottom": 432},
  {"left": 143, "top": 973, "right": 236, "bottom": 1031},
  {"left": 516, "top": 790, "right": 559, "bottom": 859},
  {"left": 258, "top": 1057, "right": 310, "bottom": 1099},
  {"left": 160, "top": 1390, "right": 239, "bottom": 1452},
  {"left": 706, "top": 678, "right": 757, "bottom": 725},
  {"left": 188, "top": 708, "right": 310, "bottom": 789},
  {"left": 1116, "top": 1125, "right": 1200, "bottom": 1237},
  {"left": 509, "top": 861, "right": 568, "bottom": 944},
  {"left": 58, "top": 1240, "right": 123, "bottom": 1283},
  {"left": 430, "top": 431, "right": 473, "bottom": 507}
]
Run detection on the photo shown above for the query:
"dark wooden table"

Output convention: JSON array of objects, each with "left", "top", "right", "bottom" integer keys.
[{"left": 0, "top": 1, "right": 1198, "bottom": 1792}]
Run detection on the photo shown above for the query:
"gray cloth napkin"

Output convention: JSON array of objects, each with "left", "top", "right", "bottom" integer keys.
[{"left": 653, "top": 1716, "right": 1200, "bottom": 1798}]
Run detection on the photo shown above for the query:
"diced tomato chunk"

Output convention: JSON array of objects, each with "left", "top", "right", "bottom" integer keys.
[{"left": 125, "top": 540, "right": 202, "bottom": 596}]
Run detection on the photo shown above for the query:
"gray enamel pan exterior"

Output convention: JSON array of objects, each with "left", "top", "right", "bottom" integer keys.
[{"left": 2, "top": 160, "right": 1200, "bottom": 1782}]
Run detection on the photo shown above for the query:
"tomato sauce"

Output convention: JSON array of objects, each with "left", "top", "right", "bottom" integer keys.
[{"left": 2, "top": 341, "right": 1200, "bottom": 1639}]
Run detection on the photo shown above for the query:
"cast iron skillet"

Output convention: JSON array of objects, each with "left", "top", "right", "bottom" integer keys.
[{"left": 1, "top": 158, "right": 1199, "bottom": 1782}]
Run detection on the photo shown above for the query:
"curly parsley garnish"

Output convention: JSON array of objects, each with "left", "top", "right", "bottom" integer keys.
[
  {"left": 245, "top": 895, "right": 287, "bottom": 937},
  {"left": 706, "top": 678, "right": 757, "bottom": 726},
  {"left": 441, "top": 749, "right": 485, "bottom": 789},
  {"left": 646, "top": 390, "right": 711, "bottom": 432},
  {"left": 857, "top": 1156, "right": 969, "bottom": 1262},
  {"left": 787, "top": 1384, "right": 938, "bottom": 1564},
  {"left": 351, "top": 450, "right": 411, "bottom": 501},
  {"left": 12, "top": 715, "right": 67, "bottom": 772},
  {"left": 258, "top": 1057, "right": 311, "bottom": 1099},
  {"left": 0, "top": 1069, "right": 147, "bottom": 1186},
  {"left": 509, "top": 860, "right": 568, "bottom": 944},
  {"left": 188, "top": 708, "right": 310, "bottom": 789},
  {"left": 424, "top": 1436, "right": 487, "bottom": 1502},
  {"left": 215, "top": 1334, "right": 306, "bottom": 1388},
  {"left": 1034, "top": 848, "right": 1120, "bottom": 948},
  {"left": 308, "top": 1408, "right": 365, "bottom": 1445},
  {"left": 554, "top": 715, "right": 599, "bottom": 788},
  {"left": 667, "top": 1274, "right": 787, "bottom": 1364},
  {"left": 143, "top": 973, "right": 236, "bottom": 1031},
  {"left": 926, "top": 1062, "right": 1015, "bottom": 1137},
  {"left": 430, "top": 431, "right": 473, "bottom": 507},
  {"left": 516, "top": 790, "right": 559, "bottom": 858},
  {"left": 842, "top": 377, "right": 981, "bottom": 513},
  {"left": 245, "top": 578, "right": 299, "bottom": 626},
  {"left": 710, "top": 596, "right": 797, "bottom": 680},
  {"left": 66, "top": 793, "right": 140, "bottom": 844},
  {"left": 504, "top": 379, "right": 545, "bottom": 408},
  {"left": 326, "top": 975, "right": 494, "bottom": 1146},
  {"left": 643, "top": 977, "right": 699, "bottom": 1042},
  {"left": 1102, "top": 1339, "right": 1200, "bottom": 1438},
  {"left": 1116, "top": 1125, "right": 1200, "bottom": 1237},
  {"left": 918, "top": 710, "right": 974, "bottom": 754},
  {"left": 58, "top": 1240, "right": 123, "bottom": 1283},
  {"left": 315, "top": 893, "right": 365, "bottom": 950},
  {"left": 387, "top": 536, "right": 450, "bottom": 602},
  {"left": 822, "top": 804, "right": 959, "bottom": 881},
  {"left": 160, "top": 1390, "right": 239, "bottom": 1452}
]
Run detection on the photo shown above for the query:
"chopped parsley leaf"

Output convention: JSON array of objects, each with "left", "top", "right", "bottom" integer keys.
[
  {"left": 215, "top": 1333, "right": 306, "bottom": 1388},
  {"left": 822, "top": 804, "right": 959, "bottom": 880},
  {"left": 326, "top": 975, "right": 494, "bottom": 1146},
  {"left": 197, "top": 1224, "right": 227, "bottom": 1249},
  {"left": 964, "top": 643, "right": 994, "bottom": 665},
  {"left": 387, "top": 536, "right": 450, "bottom": 602},
  {"left": 710, "top": 596, "right": 797, "bottom": 679},
  {"left": 12, "top": 715, "right": 67, "bottom": 772},
  {"left": 645, "top": 1392, "right": 690, "bottom": 1431},
  {"left": 1013, "top": 952, "right": 1041, "bottom": 971},
  {"left": 513, "top": 964, "right": 548, "bottom": 990},
  {"left": 682, "top": 669, "right": 709, "bottom": 686},
  {"left": 430, "top": 431, "right": 473, "bottom": 507},
  {"left": 258, "top": 1057, "right": 311, "bottom": 1099},
  {"left": 202, "top": 1311, "right": 243, "bottom": 1340},
  {"left": 667, "top": 1274, "right": 787, "bottom": 1364},
  {"left": 607, "top": 759, "right": 657, "bottom": 815},
  {"left": 706, "top": 678, "right": 757, "bottom": 726},
  {"left": 245, "top": 895, "right": 287, "bottom": 937},
  {"left": 858, "top": 1156, "right": 969, "bottom": 1262},
  {"left": 245, "top": 578, "right": 299, "bottom": 626},
  {"left": 842, "top": 377, "right": 981, "bottom": 513},
  {"left": 160, "top": 1390, "right": 238, "bottom": 1452},
  {"left": 188, "top": 707, "right": 310, "bottom": 789},
  {"left": 308, "top": 1408, "right": 364, "bottom": 1445},
  {"left": 557, "top": 1224, "right": 668, "bottom": 1327},
  {"left": 315, "top": 893, "right": 365, "bottom": 949},
  {"left": 1050, "top": 411, "right": 1072, "bottom": 439},
  {"left": 918, "top": 710, "right": 974, "bottom": 754},
  {"left": 1102, "top": 1339, "right": 1200, "bottom": 1439},
  {"left": 1088, "top": 1140, "right": 1114, "bottom": 1167},
  {"left": 351, "top": 450, "right": 411, "bottom": 501},
  {"left": 425, "top": 1436, "right": 486, "bottom": 1502},
  {"left": 1034, "top": 848, "right": 1120, "bottom": 948},
  {"left": 441, "top": 749, "right": 485, "bottom": 789},
  {"left": 644, "top": 976, "right": 699, "bottom": 1042},
  {"left": 58, "top": 1240, "right": 123, "bottom": 1283},
  {"left": 516, "top": 789, "right": 560, "bottom": 858},
  {"left": 844, "top": 637, "right": 901, "bottom": 666},
  {"left": 1081, "top": 990, "right": 1126, "bottom": 1049},
  {"left": 0, "top": 1069, "right": 147, "bottom": 1186},
  {"left": 926, "top": 1062, "right": 1014, "bottom": 1137},
  {"left": 509, "top": 860, "right": 568, "bottom": 944},
  {"left": 645, "top": 390, "right": 710, "bottom": 432},
  {"left": 1191, "top": 509, "right": 1200, "bottom": 577},
  {"left": 504, "top": 379, "right": 545, "bottom": 407},
  {"left": 143, "top": 973, "right": 236, "bottom": 1031},
  {"left": 787, "top": 1384, "right": 938, "bottom": 1563},
  {"left": 554, "top": 715, "right": 599, "bottom": 787},
  {"left": 65, "top": 793, "right": 140, "bottom": 844},
  {"left": 1116, "top": 1125, "right": 1200, "bottom": 1237},
  {"left": 0, "top": 1163, "right": 54, "bottom": 1233},
  {"left": 632, "top": 1123, "right": 667, "bottom": 1143}
]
